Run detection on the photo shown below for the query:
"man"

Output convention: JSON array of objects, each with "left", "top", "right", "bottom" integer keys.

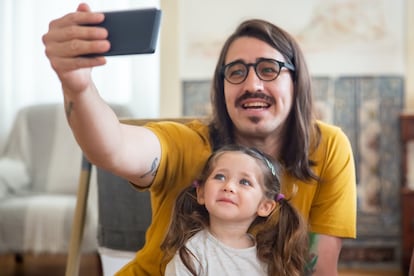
[{"left": 43, "top": 3, "right": 356, "bottom": 275}]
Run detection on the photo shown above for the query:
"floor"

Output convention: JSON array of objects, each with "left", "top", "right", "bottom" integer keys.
[
  {"left": 0, "top": 253, "right": 101, "bottom": 276},
  {"left": 339, "top": 268, "right": 402, "bottom": 276},
  {"left": 0, "top": 253, "right": 404, "bottom": 276}
]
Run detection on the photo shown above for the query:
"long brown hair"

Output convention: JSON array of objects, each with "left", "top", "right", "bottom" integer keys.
[
  {"left": 208, "top": 19, "right": 321, "bottom": 181},
  {"left": 161, "top": 144, "right": 309, "bottom": 276}
]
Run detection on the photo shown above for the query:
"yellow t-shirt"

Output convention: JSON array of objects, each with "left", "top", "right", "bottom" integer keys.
[
  {"left": 116, "top": 119, "right": 356, "bottom": 276},
  {"left": 281, "top": 120, "right": 357, "bottom": 238}
]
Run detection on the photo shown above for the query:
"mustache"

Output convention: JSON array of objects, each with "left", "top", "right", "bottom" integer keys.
[{"left": 235, "top": 92, "right": 275, "bottom": 106}]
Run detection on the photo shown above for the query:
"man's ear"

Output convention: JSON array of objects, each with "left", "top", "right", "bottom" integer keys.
[
  {"left": 196, "top": 186, "right": 205, "bottom": 205},
  {"left": 257, "top": 199, "right": 276, "bottom": 217}
]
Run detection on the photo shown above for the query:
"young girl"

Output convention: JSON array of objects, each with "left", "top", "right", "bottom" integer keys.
[{"left": 161, "top": 144, "right": 309, "bottom": 276}]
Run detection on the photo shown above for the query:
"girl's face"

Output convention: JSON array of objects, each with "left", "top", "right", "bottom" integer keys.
[
  {"left": 197, "top": 151, "right": 275, "bottom": 225},
  {"left": 223, "top": 36, "right": 294, "bottom": 139}
]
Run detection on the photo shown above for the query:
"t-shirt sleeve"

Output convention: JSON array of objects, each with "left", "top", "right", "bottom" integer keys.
[
  {"left": 143, "top": 120, "right": 211, "bottom": 220},
  {"left": 146, "top": 120, "right": 210, "bottom": 191},
  {"left": 310, "top": 125, "right": 357, "bottom": 238}
]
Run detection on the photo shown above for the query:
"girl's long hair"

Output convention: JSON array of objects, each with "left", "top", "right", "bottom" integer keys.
[
  {"left": 160, "top": 184, "right": 209, "bottom": 275},
  {"left": 161, "top": 145, "right": 309, "bottom": 276},
  {"left": 252, "top": 195, "right": 309, "bottom": 276}
]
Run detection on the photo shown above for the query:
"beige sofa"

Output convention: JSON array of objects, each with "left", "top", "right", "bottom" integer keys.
[{"left": 0, "top": 103, "right": 131, "bottom": 260}]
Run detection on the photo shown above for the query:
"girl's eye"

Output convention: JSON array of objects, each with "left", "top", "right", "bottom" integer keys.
[
  {"left": 239, "top": 178, "right": 251, "bottom": 186},
  {"left": 213, "top": 173, "right": 225, "bottom": 181}
]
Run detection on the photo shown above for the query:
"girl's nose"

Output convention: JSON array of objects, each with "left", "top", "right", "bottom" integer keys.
[{"left": 223, "top": 180, "right": 235, "bottom": 193}]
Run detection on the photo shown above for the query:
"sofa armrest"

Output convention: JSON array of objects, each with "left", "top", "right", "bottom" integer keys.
[{"left": 0, "top": 158, "right": 29, "bottom": 198}]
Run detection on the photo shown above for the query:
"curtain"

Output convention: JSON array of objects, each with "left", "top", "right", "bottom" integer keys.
[{"left": 0, "top": 0, "right": 160, "bottom": 149}]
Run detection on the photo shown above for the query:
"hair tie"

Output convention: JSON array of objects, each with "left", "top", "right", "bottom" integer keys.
[
  {"left": 192, "top": 180, "right": 200, "bottom": 188},
  {"left": 276, "top": 193, "right": 285, "bottom": 202}
]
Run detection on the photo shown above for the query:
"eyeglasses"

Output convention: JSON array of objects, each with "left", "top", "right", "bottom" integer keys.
[{"left": 221, "top": 58, "right": 295, "bottom": 84}]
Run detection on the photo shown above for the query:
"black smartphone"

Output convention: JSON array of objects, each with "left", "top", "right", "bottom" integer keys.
[{"left": 88, "top": 8, "right": 162, "bottom": 56}]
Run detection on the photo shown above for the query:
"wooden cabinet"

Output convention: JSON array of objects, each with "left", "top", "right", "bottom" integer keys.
[
  {"left": 400, "top": 113, "right": 414, "bottom": 274},
  {"left": 401, "top": 188, "right": 414, "bottom": 273}
]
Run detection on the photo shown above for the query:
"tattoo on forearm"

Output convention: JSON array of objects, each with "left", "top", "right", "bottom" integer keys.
[
  {"left": 141, "top": 157, "right": 159, "bottom": 178},
  {"left": 65, "top": 101, "right": 74, "bottom": 119},
  {"left": 305, "top": 232, "right": 318, "bottom": 275}
]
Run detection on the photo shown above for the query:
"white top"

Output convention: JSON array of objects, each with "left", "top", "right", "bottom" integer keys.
[{"left": 165, "top": 229, "right": 267, "bottom": 276}]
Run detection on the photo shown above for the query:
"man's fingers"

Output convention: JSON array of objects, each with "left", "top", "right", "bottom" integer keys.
[
  {"left": 77, "top": 3, "right": 91, "bottom": 13},
  {"left": 46, "top": 39, "right": 110, "bottom": 59},
  {"left": 50, "top": 55, "right": 107, "bottom": 73}
]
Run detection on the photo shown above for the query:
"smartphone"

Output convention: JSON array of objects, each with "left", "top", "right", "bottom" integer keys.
[{"left": 88, "top": 8, "right": 162, "bottom": 56}]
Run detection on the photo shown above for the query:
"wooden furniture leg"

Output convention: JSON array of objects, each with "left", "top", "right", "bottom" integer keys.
[{"left": 65, "top": 156, "right": 92, "bottom": 276}]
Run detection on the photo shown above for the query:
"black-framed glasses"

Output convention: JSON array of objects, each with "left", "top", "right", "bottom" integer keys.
[{"left": 221, "top": 58, "right": 295, "bottom": 84}]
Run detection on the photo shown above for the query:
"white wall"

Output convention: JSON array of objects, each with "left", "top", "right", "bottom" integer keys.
[
  {"left": 0, "top": 0, "right": 161, "bottom": 149},
  {"left": 179, "top": 0, "right": 405, "bottom": 79},
  {"left": 158, "top": 0, "right": 412, "bottom": 117}
]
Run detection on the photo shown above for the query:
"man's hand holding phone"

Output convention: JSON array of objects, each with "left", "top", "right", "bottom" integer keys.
[
  {"left": 87, "top": 8, "right": 162, "bottom": 57},
  {"left": 43, "top": 4, "right": 162, "bottom": 95}
]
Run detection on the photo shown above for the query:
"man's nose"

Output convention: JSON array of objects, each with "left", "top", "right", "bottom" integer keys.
[{"left": 244, "top": 67, "right": 264, "bottom": 92}]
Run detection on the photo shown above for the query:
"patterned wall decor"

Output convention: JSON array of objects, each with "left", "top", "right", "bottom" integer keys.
[
  {"left": 182, "top": 76, "right": 405, "bottom": 267},
  {"left": 314, "top": 77, "right": 405, "bottom": 267},
  {"left": 182, "top": 80, "right": 212, "bottom": 116},
  {"left": 335, "top": 77, "right": 404, "bottom": 216}
]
